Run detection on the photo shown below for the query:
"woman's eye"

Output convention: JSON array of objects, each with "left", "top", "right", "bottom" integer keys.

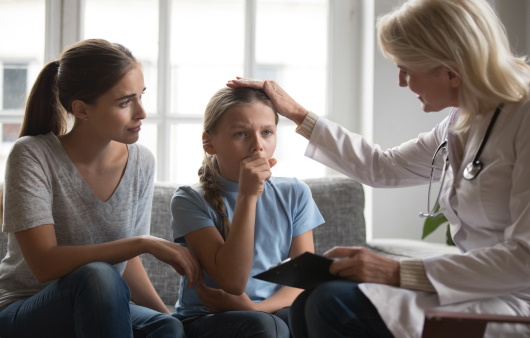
[
  {"left": 263, "top": 130, "right": 273, "bottom": 136},
  {"left": 235, "top": 131, "right": 246, "bottom": 137},
  {"left": 119, "top": 99, "right": 131, "bottom": 108}
]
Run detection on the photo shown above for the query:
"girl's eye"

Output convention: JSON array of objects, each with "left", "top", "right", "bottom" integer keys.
[
  {"left": 262, "top": 130, "right": 273, "bottom": 136},
  {"left": 235, "top": 131, "right": 246, "bottom": 137},
  {"left": 119, "top": 99, "right": 131, "bottom": 108}
]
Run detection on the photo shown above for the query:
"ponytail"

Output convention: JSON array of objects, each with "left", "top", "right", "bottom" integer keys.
[
  {"left": 198, "top": 156, "right": 231, "bottom": 239},
  {"left": 19, "top": 39, "right": 138, "bottom": 138},
  {"left": 19, "top": 60, "right": 66, "bottom": 137}
]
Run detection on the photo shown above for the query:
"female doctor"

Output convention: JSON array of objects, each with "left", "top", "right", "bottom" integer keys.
[{"left": 227, "top": 0, "right": 530, "bottom": 337}]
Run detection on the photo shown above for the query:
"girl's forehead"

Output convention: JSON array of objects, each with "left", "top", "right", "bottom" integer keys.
[{"left": 222, "top": 103, "right": 276, "bottom": 123}]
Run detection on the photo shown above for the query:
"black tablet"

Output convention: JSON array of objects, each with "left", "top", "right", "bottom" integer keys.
[{"left": 253, "top": 252, "right": 342, "bottom": 289}]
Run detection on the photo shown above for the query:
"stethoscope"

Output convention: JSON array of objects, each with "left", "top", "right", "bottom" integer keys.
[
  {"left": 463, "top": 104, "right": 503, "bottom": 181},
  {"left": 420, "top": 104, "right": 503, "bottom": 218}
]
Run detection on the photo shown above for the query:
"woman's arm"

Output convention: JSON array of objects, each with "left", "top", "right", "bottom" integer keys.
[
  {"left": 122, "top": 256, "right": 170, "bottom": 314},
  {"left": 15, "top": 224, "right": 201, "bottom": 287}
]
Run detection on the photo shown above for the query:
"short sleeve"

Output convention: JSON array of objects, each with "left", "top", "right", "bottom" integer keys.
[
  {"left": 170, "top": 186, "right": 221, "bottom": 244},
  {"left": 291, "top": 179, "right": 325, "bottom": 237},
  {"left": 3, "top": 137, "right": 54, "bottom": 232}
]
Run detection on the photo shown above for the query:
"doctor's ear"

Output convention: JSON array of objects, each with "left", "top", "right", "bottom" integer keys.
[
  {"left": 446, "top": 67, "right": 462, "bottom": 88},
  {"left": 203, "top": 132, "right": 216, "bottom": 155}
]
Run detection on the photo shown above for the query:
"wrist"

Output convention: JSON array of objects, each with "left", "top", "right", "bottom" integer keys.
[
  {"left": 139, "top": 235, "right": 154, "bottom": 255},
  {"left": 291, "top": 107, "right": 308, "bottom": 126}
]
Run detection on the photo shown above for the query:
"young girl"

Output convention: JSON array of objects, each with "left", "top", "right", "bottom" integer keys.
[
  {"left": 170, "top": 87, "right": 324, "bottom": 337},
  {"left": 0, "top": 39, "right": 200, "bottom": 338}
]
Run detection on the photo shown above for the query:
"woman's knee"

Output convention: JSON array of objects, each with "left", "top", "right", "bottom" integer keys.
[{"left": 62, "top": 262, "right": 130, "bottom": 303}]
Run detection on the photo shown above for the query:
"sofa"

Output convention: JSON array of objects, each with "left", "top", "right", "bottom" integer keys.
[
  {"left": 0, "top": 176, "right": 456, "bottom": 309},
  {"left": 141, "top": 176, "right": 367, "bottom": 307}
]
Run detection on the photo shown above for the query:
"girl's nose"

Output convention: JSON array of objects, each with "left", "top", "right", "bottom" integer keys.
[{"left": 251, "top": 136, "right": 264, "bottom": 153}]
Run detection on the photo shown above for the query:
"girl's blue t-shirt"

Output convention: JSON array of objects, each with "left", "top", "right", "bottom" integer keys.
[{"left": 170, "top": 175, "right": 324, "bottom": 318}]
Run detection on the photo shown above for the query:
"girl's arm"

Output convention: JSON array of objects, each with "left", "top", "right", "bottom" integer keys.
[
  {"left": 197, "top": 230, "right": 315, "bottom": 313},
  {"left": 122, "top": 256, "right": 170, "bottom": 314},
  {"left": 253, "top": 230, "right": 314, "bottom": 313},
  {"left": 15, "top": 223, "right": 201, "bottom": 287},
  {"left": 184, "top": 153, "right": 274, "bottom": 295}
]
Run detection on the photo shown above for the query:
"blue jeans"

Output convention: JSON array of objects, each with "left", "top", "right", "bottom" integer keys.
[
  {"left": 0, "top": 262, "right": 185, "bottom": 338},
  {"left": 179, "top": 307, "right": 291, "bottom": 338},
  {"left": 289, "top": 280, "right": 394, "bottom": 338}
]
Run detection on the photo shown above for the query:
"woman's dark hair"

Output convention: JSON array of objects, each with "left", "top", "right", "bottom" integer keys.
[{"left": 19, "top": 39, "right": 138, "bottom": 137}]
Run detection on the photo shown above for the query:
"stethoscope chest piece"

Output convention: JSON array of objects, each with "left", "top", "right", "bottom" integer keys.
[
  {"left": 463, "top": 160, "right": 482, "bottom": 180},
  {"left": 461, "top": 104, "right": 503, "bottom": 182}
]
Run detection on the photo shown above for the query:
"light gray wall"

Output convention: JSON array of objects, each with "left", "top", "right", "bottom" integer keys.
[{"left": 368, "top": 0, "right": 530, "bottom": 243}]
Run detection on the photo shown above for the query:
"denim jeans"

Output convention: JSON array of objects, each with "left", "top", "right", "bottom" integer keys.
[
  {"left": 0, "top": 262, "right": 185, "bottom": 338},
  {"left": 289, "top": 280, "right": 394, "bottom": 338},
  {"left": 179, "top": 307, "right": 291, "bottom": 338}
]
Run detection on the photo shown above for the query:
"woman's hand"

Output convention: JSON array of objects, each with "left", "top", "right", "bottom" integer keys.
[
  {"left": 197, "top": 283, "right": 255, "bottom": 313},
  {"left": 227, "top": 77, "right": 308, "bottom": 125},
  {"left": 238, "top": 151, "right": 276, "bottom": 198},
  {"left": 143, "top": 235, "right": 202, "bottom": 288},
  {"left": 324, "top": 246, "right": 400, "bottom": 286}
]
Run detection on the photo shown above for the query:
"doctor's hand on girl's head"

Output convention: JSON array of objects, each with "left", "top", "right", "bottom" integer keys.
[
  {"left": 227, "top": 77, "right": 308, "bottom": 125},
  {"left": 237, "top": 150, "right": 277, "bottom": 198}
]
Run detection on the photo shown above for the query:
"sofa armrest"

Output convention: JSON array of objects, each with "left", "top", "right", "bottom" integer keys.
[{"left": 367, "top": 238, "right": 460, "bottom": 260}]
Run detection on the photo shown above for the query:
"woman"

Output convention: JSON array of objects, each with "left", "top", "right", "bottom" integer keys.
[
  {"left": 0, "top": 39, "right": 200, "bottom": 338},
  {"left": 228, "top": 0, "right": 530, "bottom": 337},
  {"left": 171, "top": 87, "right": 324, "bottom": 337}
]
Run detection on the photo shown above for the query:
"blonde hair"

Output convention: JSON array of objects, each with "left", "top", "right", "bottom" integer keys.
[
  {"left": 199, "top": 87, "right": 277, "bottom": 239},
  {"left": 377, "top": 0, "right": 530, "bottom": 131}
]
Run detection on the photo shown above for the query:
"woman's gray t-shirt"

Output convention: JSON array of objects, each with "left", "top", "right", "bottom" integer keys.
[{"left": 0, "top": 132, "right": 155, "bottom": 310}]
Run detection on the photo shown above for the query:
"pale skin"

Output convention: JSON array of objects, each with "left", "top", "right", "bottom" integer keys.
[
  {"left": 226, "top": 66, "right": 461, "bottom": 288},
  {"left": 184, "top": 102, "right": 314, "bottom": 313},
  {"left": 15, "top": 65, "right": 201, "bottom": 315}
]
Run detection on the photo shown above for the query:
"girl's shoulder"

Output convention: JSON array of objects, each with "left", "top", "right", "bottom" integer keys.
[
  {"left": 172, "top": 184, "right": 206, "bottom": 205},
  {"left": 268, "top": 176, "right": 311, "bottom": 195}
]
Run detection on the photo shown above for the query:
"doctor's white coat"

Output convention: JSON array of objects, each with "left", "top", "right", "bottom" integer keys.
[{"left": 304, "top": 100, "right": 530, "bottom": 337}]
